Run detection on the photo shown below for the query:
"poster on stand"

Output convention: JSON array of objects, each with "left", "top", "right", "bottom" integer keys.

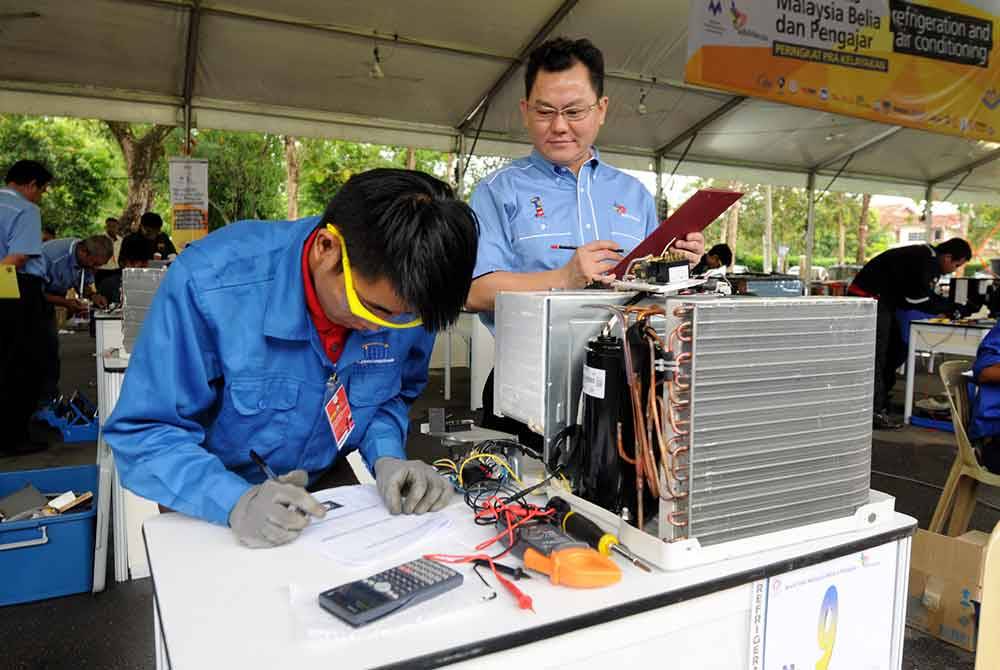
[
  {"left": 747, "top": 541, "right": 899, "bottom": 670},
  {"left": 168, "top": 157, "right": 209, "bottom": 251},
  {"left": 687, "top": 0, "right": 1000, "bottom": 141}
]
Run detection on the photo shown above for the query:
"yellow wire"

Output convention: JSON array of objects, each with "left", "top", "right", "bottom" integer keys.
[
  {"left": 456, "top": 453, "right": 522, "bottom": 487},
  {"left": 433, "top": 459, "right": 458, "bottom": 472}
]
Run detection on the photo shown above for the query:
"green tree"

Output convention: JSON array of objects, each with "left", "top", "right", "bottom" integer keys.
[
  {"left": 152, "top": 129, "right": 287, "bottom": 230},
  {"left": 0, "top": 114, "right": 121, "bottom": 237}
]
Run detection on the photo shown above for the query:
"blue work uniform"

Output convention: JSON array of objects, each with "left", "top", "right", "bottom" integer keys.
[
  {"left": 470, "top": 148, "right": 658, "bottom": 331},
  {"left": 0, "top": 187, "right": 42, "bottom": 263},
  {"left": 22, "top": 238, "right": 93, "bottom": 294},
  {"left": 970, "top": 322, "right": 1000, "bottom": 440},
  {"left": 104, "top": 217, "right": 435, "bottom": 525}
]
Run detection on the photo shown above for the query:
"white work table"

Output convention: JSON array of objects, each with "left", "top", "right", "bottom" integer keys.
[
  {"left": 144, "top": 494, "right": 916, "bottom": 670},
  {"left": 904, "top": 319, "right": 993, "bottom": 423}
]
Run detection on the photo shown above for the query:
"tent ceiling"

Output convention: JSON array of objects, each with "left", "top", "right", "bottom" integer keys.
[{"left": 1, "top": 0, "right": 999, "bottom": 202}]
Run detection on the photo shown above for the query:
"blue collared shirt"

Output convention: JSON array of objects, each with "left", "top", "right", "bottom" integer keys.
[
  {"left": 470, "top": 148, "right": 658, "bottom": 330},
  {"left": 971, "top": 322, "right": 1000, "bottom": 440},
  {"left": 104, "top": 217, "right": 436, "bottom": 525},
  {"left": 22, "top": 238, "right": 93, "bottom": 294},
  {"left": 0, "top": 187, "right": 42, "bottom": 263}
]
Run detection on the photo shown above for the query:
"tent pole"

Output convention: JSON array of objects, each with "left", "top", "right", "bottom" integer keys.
[
  {"left": 803, "top": 172, "right": 817, "bottom": 296},
  {"left": 654, "top": 155, "right": 665, "bottom": 218},
  {"left": 455, "top": 134, "right": 466, "bottom": 200},
  {"left": 924, "top": 183, "right": 934, "bottom": 243}
]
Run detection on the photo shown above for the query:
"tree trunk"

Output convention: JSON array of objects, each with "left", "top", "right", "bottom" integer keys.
[
  {"left": 405, "top": 147, "right": 416, "bottom": 170},
  {"left": 763, "top": 185, "right": 773, "bottom": 273},
  {"left": 856, "top": 193, "right": 871, "bottom": 264},
  {"left": 444, "top": 153, "right": 456, "bottom": 190},
  {"left": 105, "top": 121, "right": 174, "bottom": 232},
  {"left": 725, "top": 182, "right": 741, "bottom": 265},
  {"left": 285, "top": 136, "right": 300, "bottom": 220},
  {"left": 837, "top": 211, "right": 845, "bottom": 265}
]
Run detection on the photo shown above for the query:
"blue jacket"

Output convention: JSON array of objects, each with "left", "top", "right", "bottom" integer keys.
[
  {"left": 104, "top": 217, "right": 435, "bottom": 525},
  {"left": 971, "top": 322, "right": 1000, "bottom": 440}
]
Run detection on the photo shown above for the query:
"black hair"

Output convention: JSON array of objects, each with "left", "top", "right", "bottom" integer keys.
[
  {"left": 43, "top": 226, "right": 57, "bottom": 236},
  {"left": 105, "top": 216, "right": 119, "bottom": 224},
  {"left": 140, "top": 212, "right": 164, "bottom": 230},
  {"left": 119, "top": 233, "right": 155, "bottom": 266},
  {"left": 936, "top": 238, "right": 972, "bottom": 262},
  {"left": 5, "top": 160, "right": 53, "bottom": 187},
  {"left": 708, "top": 243, "right": 733, "bottom": 266},
  {"left": 524, "top": 37, "right": 605, "bottom": 99},
  {"left": 319, "top": 168, "right": 478, "bottom": 332}
]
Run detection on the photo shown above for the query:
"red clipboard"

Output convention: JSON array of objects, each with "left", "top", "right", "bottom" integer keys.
[{"left": 611, "top": 188, "right": 743, "bottom": 277}]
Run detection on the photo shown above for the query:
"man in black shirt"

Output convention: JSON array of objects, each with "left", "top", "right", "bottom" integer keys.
[
  {"left": 692, "top": 243, "right": 733, "bottom": 275},
  {"left": 137, "top": 211, "right": 177, "bottom": 259},
  {"left": 96, "top": 234, "right": 155, "bottom": 305},
  {"left": 849, "top": 238, "right": 972, "bottom": 429}
]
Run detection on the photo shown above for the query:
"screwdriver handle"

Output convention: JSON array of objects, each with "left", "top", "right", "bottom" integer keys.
[{"left": 548, "top": 496, "right": 618, "bottom": 554}]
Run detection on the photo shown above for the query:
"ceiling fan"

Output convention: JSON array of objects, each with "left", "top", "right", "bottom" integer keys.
[
  {"left": 622, "top": 87, "right": 679, "bottom": 118},
  {"left": 331, "top": 46, "right": 423, "bottom": 84}
]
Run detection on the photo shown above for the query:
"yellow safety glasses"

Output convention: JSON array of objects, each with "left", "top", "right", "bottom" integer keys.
[{"left": 325, "top": 224, "right": 423, "bottom": 329}]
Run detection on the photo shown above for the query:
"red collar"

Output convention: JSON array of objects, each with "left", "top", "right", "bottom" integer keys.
[{"left": 302, "top": 228, "right": 350, "bottom": 362}]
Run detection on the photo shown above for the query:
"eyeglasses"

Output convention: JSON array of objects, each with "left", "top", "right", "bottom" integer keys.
[
  {"left": 325, "top": 224, "right": 423, "bottom": 330},
  {"left": 527, "top": 102, "right": 601, "bottom": 124}
]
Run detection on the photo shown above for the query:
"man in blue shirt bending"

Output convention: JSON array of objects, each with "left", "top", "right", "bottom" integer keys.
[
  {"left": 105, "top": 169, "right": 479, "bottom": 548},
  {"left": 23, "top": 235, "right": 113, "bottom": 403},
  {"left": 465, "top": 37, "right": 704, "bottom": 441},
  {"left": 0, "top": 160, "right": 53, "bottom": 455}
]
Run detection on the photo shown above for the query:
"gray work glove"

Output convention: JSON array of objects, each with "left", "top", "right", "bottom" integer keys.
[
  {"left": 228, "top": 470, "right": 326, "bottom": 548},
  {"left": 374, "top": 457, "right": 451, "bottom": 515}
]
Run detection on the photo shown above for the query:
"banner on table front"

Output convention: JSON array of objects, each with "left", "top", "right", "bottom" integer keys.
[
  {"left": 168, "top": 158, "right": 209, "bottom": 249},
  {"left": 686, "top": 0, "right": 1000, "bottom": 141}
]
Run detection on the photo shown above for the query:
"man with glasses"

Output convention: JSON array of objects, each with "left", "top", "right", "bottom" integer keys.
[
  {"left": 105, "top": 169, "right": 478, "bottom": 548},
  {"left": 466, "top": 37, "right": 704, "bottom": 442}
]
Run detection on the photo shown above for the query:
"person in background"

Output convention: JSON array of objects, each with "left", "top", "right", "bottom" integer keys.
[
  {"left": 849, "top": 238, "right": 972, "bottom": 430},
  {"left": 136, "top": 212, "right": 177, "bottom": 259},
  {"left": 105, "top": 169, "right": 478, "bottom": 549},
  {"left": 970, "top": 322, "right": 1000, "bottom": 473},
  {"left": 465, "top": 37, "right": 704, "bottom": 444},
  {"left": 97, "top": 217, "right": 123, "bottom": 272},
  {"left": 0, "top": 159, "right": 53, "bottom": 455},
  {"left": 23, "top": 235, "right": 113, "bottom": 405},
  {"left": 41, "top": 226, "right": 57, "bottom": 243},
  {"left": 692, "top": 243, "right": 733, "bottom": 276},
  {"left": 97, "top": 233, "right": 155, "bottom": 305}
]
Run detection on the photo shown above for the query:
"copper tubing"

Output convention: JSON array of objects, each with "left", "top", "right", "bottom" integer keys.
[
  {"left": 651, "top": 392, "right": 687, "bottom": 500},
  {"left": 667, "top": 511, "right": 688, "bottom": 527},
  {"left": 672, "top": 306, "right": 691, "bottom": 318},
  {"left": 670, "top": 446, "right": 689, "bottom": 482},
  {"left": 668, "top": 322, "right": 692, "bottom": 352},
  {"left": 616, "top": 421, "right": 636, "bottom": 465}
]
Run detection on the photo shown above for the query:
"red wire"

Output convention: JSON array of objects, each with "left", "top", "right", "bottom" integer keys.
[{"left": 425, "top": 496, "right": 553, "bottom": 611}]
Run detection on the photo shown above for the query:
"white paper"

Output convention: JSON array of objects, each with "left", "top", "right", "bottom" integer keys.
[
  {"left": 301, "top": 485, "right": 451, "bottom": 566},
  {"left": 582, "top": 365, "right": 606, "bottom": 399}
]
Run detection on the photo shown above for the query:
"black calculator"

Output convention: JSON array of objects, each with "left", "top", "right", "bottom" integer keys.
[{"left": 318, "top": 557, "right": 464, "bottom": 627}]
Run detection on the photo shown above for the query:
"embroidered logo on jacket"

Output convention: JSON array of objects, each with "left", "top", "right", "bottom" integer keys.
[
  {"left": 530, "top": 196, "right": 545, "bottom": 218},
  {"left": 359, "top": 342, "right": 395, "bottom": 365}
]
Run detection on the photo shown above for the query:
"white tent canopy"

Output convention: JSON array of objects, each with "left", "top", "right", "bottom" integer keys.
[{"left": 2, "top": 0, "right": 999, "bottom": 204}]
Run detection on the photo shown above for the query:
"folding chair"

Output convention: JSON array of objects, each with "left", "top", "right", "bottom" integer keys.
[{"left": 928, "top": 361, "right": 1000, "bottom": 535}]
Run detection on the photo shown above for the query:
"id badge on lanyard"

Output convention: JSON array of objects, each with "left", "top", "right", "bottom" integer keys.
[{"left": 323, "top": 373, "right": 355, "bottom": 449}]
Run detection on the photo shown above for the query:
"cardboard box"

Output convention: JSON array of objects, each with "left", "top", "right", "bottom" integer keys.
[
  {"left": 907, "top": 529, "right": 987, "bottom": 652},
  {"left": 957, "top": 530, "right": 990, "bottom": 601}
]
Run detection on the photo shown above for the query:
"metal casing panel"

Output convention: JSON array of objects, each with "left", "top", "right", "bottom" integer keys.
[
  {"left": 121, "top": 267, "right": 167, "bottom": 353},
  {"left": 668, "top": 296, "right": 876, "bottom": 546},
  {"left": 493, "top": 290, "right": 636, "bottom": 455}
]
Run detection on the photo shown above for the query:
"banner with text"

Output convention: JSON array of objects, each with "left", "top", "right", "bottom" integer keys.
[
  {"left": 168, "top": 157, "right": 209, "bottom": 250},
  {"left": 686, "top": 0, "right": 1000, "bottom": 141}
]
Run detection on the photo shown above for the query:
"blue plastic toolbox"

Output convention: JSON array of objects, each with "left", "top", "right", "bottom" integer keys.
[{"left": 0, "top": 465, "right": 98, "bottom": 605}]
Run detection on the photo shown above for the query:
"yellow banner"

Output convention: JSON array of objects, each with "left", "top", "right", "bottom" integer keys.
[{"left": 686, "top": 0, "right": 1000, "bottom": 141}]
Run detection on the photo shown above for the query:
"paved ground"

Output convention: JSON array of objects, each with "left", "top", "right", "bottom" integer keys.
[{"left": 0, "top": 330, "right": 988, "bottom": 669}]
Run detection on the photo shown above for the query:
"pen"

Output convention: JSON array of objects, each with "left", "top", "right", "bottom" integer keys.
[
  {"left": 551, "top": 244, "right": 624, "bottom": 253},
  {"left": 249, "top": 449, "right": 278, "bottom": 481}
]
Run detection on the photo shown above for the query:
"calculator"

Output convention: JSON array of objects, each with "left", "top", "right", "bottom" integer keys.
[{"left": 318, "top": 557, "right": 464, "bottom": 627}]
